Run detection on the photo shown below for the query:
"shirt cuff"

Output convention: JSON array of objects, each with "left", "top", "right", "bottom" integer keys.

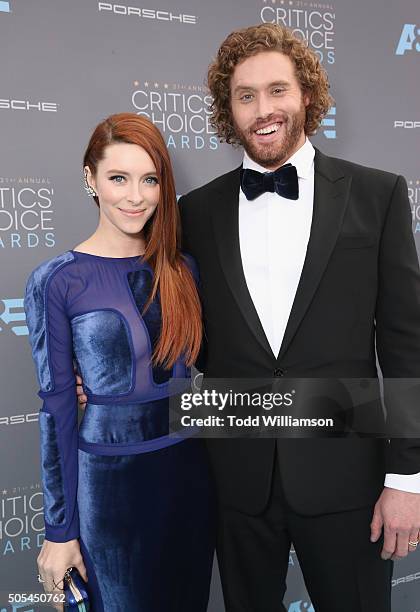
[{"left": 384, "top": 472, "right": 420, "bottom": 494}]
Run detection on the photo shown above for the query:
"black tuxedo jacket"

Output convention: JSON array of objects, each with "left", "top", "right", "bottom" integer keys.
[{"left": 178, "top": 148, "right": 420, "bottom": 516}]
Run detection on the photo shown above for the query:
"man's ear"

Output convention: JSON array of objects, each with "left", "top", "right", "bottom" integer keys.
[{"left": 303, "top": 92, "right": 310, "bottom": 107}]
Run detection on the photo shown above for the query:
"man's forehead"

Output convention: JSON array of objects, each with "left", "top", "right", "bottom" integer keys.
[{"left": 231, "top": 51, "right": 296, "bottom": 82}]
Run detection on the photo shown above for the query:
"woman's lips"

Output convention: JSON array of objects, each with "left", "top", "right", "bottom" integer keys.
[{"left": 118, "top": 208, "right": 146, "bottom": 217}]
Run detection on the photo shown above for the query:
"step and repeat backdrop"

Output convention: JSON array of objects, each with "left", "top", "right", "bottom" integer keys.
[{"left": 1, "top": 1, "right": 419, "bottom": 610}]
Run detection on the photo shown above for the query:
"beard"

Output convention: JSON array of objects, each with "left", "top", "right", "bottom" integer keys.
[{"left": 233, "top": 103, "right": 307, "bottom": 169}]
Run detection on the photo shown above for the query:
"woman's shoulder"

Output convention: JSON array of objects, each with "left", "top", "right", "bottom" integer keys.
[{"left": 25, "top": 250, "right": 76, "bottom": 296}]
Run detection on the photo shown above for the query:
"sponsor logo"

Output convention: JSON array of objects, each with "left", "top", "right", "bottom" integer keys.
[
  {"left": 396, "top": 24, "right": 420, "bottom": 55},
  {"left": 98, "top": 2, "right": 197, "bottom": 24},
  {"left": 0, "top": 99, "right": 58, "bottom": 112},
  {"left": 0, "top": 299, "right": 28, "bottom": 336},
  {"left": 392, "top": 572, "right": 420, "bottom": 587},
  {"left": 0, "top": 177, "right": 56, "bottom": 249},
  {"left": 394, "top": 121, "right": 420, "bottom": 129},
  {"left": 0, "top": 413, "right": 38, "bottom": 426},
  {"left": 0, "top": 1, "right": 10, "bottom": 12},
  {"left": 0, "top": 485, "right": 44, "bottom": 556},
  {"left": 409, "top": 179, "right": 420, "bottom": 234},
  {"left": 260, "top": 0, "right": 335, "bottom": 64},
  {"left": 131, "top": 80, "right": 218, "bottom": 150},
  {"left": 320, "top": 105, "right": 336, "bottom": 139}
]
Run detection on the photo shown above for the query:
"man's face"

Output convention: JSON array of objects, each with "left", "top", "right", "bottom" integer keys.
[{"left": 230, "top": 51, "right": 309, "bottom": 170}]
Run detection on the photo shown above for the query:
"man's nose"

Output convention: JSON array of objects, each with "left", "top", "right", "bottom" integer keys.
[{"left": 255, "top": 94, "right": 275, "bottom": 121}]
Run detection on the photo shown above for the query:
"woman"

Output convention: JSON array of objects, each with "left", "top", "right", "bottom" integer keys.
[{"left": 24, "top": 113, "right": 215, "bottom": 611}]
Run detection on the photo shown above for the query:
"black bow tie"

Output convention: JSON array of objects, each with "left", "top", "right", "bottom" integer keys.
[{"left": 240, "top": 163, "right": 299, "bottom": 201}]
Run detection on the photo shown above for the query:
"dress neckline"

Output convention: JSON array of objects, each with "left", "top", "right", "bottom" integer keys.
[{"left": 71, "top": 250, "right": 144, "bottom": 262}]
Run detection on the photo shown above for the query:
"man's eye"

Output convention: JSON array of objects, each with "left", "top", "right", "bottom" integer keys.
[
  {"left": 240, "top": 94, "right": 253, "bottom": 102},
  {"left": 272, "top": 88, "right": 285, "bottom": 95},
  {"left": 110, "top": 175, "right": 125, "bottom": 183}
]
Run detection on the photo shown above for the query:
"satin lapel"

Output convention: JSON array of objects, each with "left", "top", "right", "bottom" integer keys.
[
  {"left": 277, "top": 149, "right": 352, "bottom": 361},
  {"left": 211, "top": 166, "right": 274, "bottom": 359}
]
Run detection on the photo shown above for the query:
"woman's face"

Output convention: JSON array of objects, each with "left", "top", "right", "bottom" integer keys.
[{"left": 85, "top": 142, "right": 160, "bottom": 237}]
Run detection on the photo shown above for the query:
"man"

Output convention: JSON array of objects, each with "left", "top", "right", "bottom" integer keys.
[{"left": 177, "top": 23, "right": 420, "bottom": 612}]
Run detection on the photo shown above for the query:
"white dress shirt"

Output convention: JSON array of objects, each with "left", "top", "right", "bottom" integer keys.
[{"left": 238, "top": 138, "right": 420, "bottom": 493}]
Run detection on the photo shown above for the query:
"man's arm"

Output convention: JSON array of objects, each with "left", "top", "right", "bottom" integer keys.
[{"left": 371, "top": 174, "right": 420, "bottom": 558}]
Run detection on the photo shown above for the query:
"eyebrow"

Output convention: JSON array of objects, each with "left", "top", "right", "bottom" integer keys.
[
  {"left": 105, "top": 169, "right": 157, "bottom": 175},
  {"left": 232, "top": 80, "right": 290, "bottom": 95}
]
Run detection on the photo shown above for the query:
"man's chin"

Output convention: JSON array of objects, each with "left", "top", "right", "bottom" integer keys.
[{"left": 244, "top": 145, "right": 288, "bottom": 169}]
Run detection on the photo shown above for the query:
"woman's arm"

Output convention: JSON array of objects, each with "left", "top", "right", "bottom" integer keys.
[{"left": 24, "top": 254, "right": 87, "bottom": 606}]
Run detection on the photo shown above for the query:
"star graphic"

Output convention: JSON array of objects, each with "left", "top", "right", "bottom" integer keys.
[
  {"left": 154, "top": 82, "right": 159, "bottom": 88},
  {"left": 134, "top": 81, "right": 139, "bottom": 87},
  {"left": 144, "top": 81, "right": 149, "bottom": 87},
  {"left": 164, "top": 83, "right": 168, "bottom": 89},
  {"left": 2, "top": 490, "right": 7, "bottom": 495}
]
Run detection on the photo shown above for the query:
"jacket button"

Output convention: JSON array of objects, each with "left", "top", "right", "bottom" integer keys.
[{"left": 273, "top": 368, "right": 285, "bottom": 377}]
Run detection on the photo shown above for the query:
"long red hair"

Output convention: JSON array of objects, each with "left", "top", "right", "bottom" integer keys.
[{"left": 83, "top": 113, "right": 202, "bottom": 368}]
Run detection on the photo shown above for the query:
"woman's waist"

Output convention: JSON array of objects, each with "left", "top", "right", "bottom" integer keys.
[{"left": 79, "top": 398, "right": 191, "bottom": 454}]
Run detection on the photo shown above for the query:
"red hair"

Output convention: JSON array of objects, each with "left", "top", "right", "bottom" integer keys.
[{"left": 83, "top": 113, "right": 202, "bottom": 368}]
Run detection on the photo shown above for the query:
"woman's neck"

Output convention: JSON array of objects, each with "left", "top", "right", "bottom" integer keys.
[{"left": 74, "top": 227, "right": 146, "bottom": 258}]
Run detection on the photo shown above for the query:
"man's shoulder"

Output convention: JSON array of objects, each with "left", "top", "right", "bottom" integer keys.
[
  {"left": 179, "top": 165, "right": 241, "bottom": 207},
  {"left": 316, "top": 149, "right": 401, "bottom": 187}
]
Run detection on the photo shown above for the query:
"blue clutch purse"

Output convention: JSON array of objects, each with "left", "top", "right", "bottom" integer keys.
[{"left": 63, "top": 567, "right": 90, "bottom": 611}]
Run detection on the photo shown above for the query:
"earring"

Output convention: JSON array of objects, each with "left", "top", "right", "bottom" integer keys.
[{"left": 83, "top": 171, "right": 97, "bottom": 197}]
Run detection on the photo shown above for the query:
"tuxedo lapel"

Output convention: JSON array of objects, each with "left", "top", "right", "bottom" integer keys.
[
  {"left": 277, "top": 149, "right": 352, "bottom": 361},
  {"left": 211, "top": 166, "right": 274, "bottom": 359}
]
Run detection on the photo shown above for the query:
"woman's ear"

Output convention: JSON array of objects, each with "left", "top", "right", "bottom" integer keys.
[{"left": 84, "top": 166, "right": 96, "bottom": 192}]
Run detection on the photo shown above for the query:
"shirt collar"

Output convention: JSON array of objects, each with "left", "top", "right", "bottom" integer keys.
[{"left": 242, "top": 137, "right": 314, "bottom": 180}]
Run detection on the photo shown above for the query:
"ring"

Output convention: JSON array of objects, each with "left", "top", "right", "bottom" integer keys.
[{"left": 408, "top": 540, "right": 419, "bottom": 547}]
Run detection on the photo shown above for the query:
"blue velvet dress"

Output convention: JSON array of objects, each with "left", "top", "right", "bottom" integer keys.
[{"left": 24, "top": 250, "right": 215, "bottom": 612}]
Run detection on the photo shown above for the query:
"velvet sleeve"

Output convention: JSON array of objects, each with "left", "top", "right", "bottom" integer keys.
[{"left": 24, "top": 252, "right": 80, "bottom": 542}]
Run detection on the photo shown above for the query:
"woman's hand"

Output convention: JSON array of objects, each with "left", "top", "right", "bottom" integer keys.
[
  {"left": 37, "top": 538, "right": 87, "bottom": 611},
  {"left": 75, "top": 373, "right": 88, "bottom": 409}
]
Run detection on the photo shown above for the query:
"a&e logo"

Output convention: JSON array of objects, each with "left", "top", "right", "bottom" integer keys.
[
  {"left": 0, "top": 299, "right": 28, "bottom": 336},
  {"left": 288, "top": 601, "right": 315, "bottom": 612},
  {"left": 320, "top": 106, "right": 336, "bottom": 139},
  {"left": 395, "top": 24, "right": 420, "bottom": 55}
]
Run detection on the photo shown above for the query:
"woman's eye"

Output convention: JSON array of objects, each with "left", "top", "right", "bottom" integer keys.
[
  {"left": 110, "top": 175, "right": 125, "bottom": 184},
  {"left": 145, "top": 176, "right": 159, "bottom": 185}
]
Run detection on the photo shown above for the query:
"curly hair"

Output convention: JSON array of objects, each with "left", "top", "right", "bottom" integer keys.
[{"left": 207, "top": 23, "right": 333, "bottom": 145}]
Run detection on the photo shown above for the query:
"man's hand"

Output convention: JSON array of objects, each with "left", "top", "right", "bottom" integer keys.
[
  {"left": 75, "top": 374, "right": 87, "bottom": 409},
  {"left": 371, "top": 487, "right": 420, "bottom": 560}
]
